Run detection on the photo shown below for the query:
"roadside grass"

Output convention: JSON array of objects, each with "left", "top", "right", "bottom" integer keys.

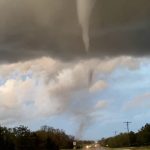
[{"left": 107, "top": 147, "right": 150, "bottom": 150}]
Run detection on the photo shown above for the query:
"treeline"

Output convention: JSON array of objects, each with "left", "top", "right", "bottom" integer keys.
[
  {"left": 100, "top": 123, "right": 150, "bottom": 148},
  {"left": 0, "top": 125, "right": 74, "bottom": 150}
]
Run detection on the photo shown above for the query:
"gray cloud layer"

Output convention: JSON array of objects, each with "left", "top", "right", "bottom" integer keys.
[{"left": 0, "top": 0, "right": 150, "bottom": 62}]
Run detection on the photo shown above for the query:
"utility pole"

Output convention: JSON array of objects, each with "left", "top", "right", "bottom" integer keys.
[
  {"left": 123, "top": 122, "right": 132, "bottom": 147},
  {"left": 123, "top": 121, "right": 132, "bottom": 133}
]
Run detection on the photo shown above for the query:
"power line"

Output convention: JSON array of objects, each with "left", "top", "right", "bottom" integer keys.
[{"left": 123, "top": 121, "right": 132, "bottom": 133}]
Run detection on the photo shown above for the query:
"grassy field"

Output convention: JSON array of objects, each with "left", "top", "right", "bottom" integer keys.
[
  {"left": 62, "top": 147, "right": 150, "bottom": 150},
  {"left": 63, "top": 147, "right": 150, "bottom": 150},
  {"left": 107, "top": 147, "right": 150, "bottom": 150}
]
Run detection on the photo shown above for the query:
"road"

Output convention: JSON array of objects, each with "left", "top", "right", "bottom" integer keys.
[
  {"left": 81, "top": 144, "right": 106, "bottom": 150},
  {"left": 80, "top": 144, "right": 148, "bottom": 150}
]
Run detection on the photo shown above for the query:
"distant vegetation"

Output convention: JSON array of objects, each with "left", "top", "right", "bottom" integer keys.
[
  {"left": 0, "top": 125, "right": 74, "bottom": 150},
  {"left": 3, "top": 123, "right": 150, "bottom": 149},
  {"left": 99, "top": 123, "right": 150, "bottom": 148}
]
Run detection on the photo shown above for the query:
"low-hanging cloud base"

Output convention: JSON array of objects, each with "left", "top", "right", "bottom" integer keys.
[{"left": 0, "top": 0, "right": 150, "bottom": 62}]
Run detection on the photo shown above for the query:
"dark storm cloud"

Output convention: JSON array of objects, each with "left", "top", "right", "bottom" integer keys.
[{"left": 0, "top": 0, "right": 150, "bottom": 62}]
